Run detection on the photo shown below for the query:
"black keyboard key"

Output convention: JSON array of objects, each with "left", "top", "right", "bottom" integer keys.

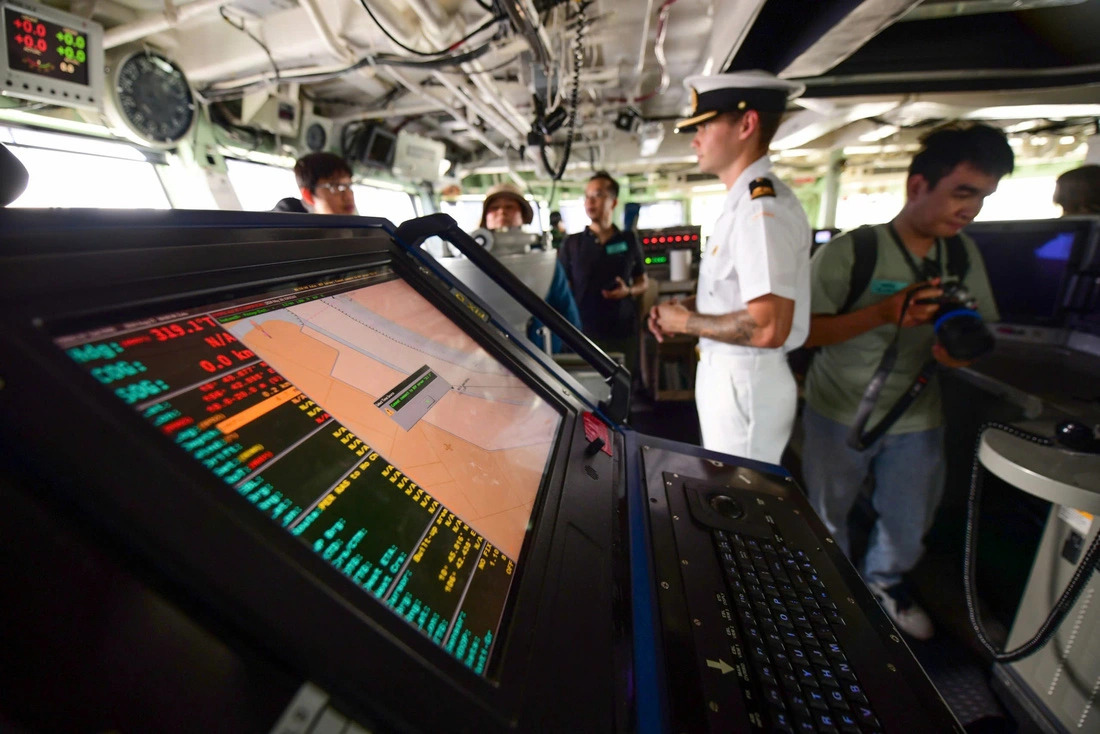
[
  {"left": 843, "top": 682, "right": 868, "bottom": 705},
  {"left": 764, "top": 686, "right": 786, "bottom": 708},
  {"left": 853, "top": 704, "right": 880, "bottom": 727},
  {"left": 796, "top": 667, "right": 819, "bottom": 688},
  {"left": 804, "top": 688, "right": 829, "bottom": 711},
  {"left": 826, "top": 689, "right": 849, "bottom": 710},
  {"left": 835, "top": 662, "right": 856, "bottom": 681},
  {"left": 759, "top": 664, "right": 778, "bottom": 686},
  {"left": 787, "top": 690, "right": 810, "bottom": 716},
  {"left": 793, "top": 715, "right": 816, "bottom": 733},
  {"left": 836, "top": 710, "right": 859, "bottom": 728},
  {"left": 816, "top": 667, "right": 840, "bottom": 689},
  {"left": 771, "top": 651, "right": 793, "bottom": 672},
  {"left": 780, "top": 671, "right": 801, "bottom": 691}
]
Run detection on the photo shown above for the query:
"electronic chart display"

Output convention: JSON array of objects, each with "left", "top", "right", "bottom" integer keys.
[{"left": 53, "top": 266, "right": 564, "bottom": 677}]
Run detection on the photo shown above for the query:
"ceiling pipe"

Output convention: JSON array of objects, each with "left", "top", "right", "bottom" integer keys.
[
  {"left": 632, "top": 0, "right": 658, "bottom": 98},
  {"left": 403, "top": 0, "right": 464, "bottom": 49},
  {"left": 497, "top": 0, "right": 552, "bottom": 70},
  {"left": 431, "top": 72, "right": 524, "bottom": 148},
  {"left": 385, "top": 68, "right": 506, "bottom": 156},
  {"left": 103, "top": 0, "right": 225, "bottom": 49},
  {"left": 298, "top": 0, "right": 356, "bottom": 64},
  {"left": 460, "top": 65, "right": 530, "bottom": 139}
]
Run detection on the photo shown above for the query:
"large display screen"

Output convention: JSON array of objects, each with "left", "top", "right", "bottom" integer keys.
[
  {"left": 968, "top": 221, "right": 1086, "bottom": 325},
  {"left": 54, "top": 267, "right": 564, "bottom": 676},
  {"left": 5, "top": 7, "right": 90, "bottom": 85}
]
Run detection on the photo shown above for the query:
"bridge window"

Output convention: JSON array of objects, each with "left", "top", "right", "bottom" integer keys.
[
  {"left": 2, "top": 126, "right": 170, "bottom": 209},
  {"left": 224, "top": 158, "right": 299, "bottom": 211},
  {"left": 636, "top": 201, "right": 685, "bottom": 230},
  {"left": 353, "top": 184, "right": 418, "bottom": 224}
]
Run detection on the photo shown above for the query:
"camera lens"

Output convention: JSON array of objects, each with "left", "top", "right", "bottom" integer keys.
[{"left": 935, "top": 307, "right": 994, "bottom": 360}]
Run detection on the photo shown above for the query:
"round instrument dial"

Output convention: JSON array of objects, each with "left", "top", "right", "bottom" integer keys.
[{"left": 110, "top": 51, "right": 195, "bottom": 148}]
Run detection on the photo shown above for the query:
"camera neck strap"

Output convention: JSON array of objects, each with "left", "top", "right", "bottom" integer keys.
[
  {"left": 846, "top": 283, "right": 940, "bottom": 451},
  {"left": 887, "top": 222, "right": 943, "bottom": 282}
]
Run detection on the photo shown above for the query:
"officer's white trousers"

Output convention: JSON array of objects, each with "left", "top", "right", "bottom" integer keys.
[{"left": 694, "top": 349, "right": 797, "bottom": 466}]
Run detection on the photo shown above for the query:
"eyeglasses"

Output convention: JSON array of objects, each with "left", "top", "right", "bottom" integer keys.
[{"left": 316, "top": 182, "right": 353, "bottom": 193}]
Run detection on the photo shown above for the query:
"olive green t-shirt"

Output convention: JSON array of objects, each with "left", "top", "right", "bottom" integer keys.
[{"left": 803, "top": 225, "right": 999, "bottom": 433}]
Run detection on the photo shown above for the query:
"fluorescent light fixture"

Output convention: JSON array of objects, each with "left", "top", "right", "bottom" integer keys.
[
  {"left": 857, "top": 124, "right": 899, "bottom": 142},
  {"left": 968, "top": 105, "right": 1100, "bottom": 119}
]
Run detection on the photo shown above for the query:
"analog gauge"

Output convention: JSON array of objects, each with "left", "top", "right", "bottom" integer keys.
[
  {"left": 109, "top": 50, "right": 195, "bottom": 148},
  {"left": 305, "top": 122, "right": 328, "bottom": 152}
]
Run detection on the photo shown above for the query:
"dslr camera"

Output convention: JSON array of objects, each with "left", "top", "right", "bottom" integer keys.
[{"left": 915, "top": 280, "right": 994, "bottom": 361}]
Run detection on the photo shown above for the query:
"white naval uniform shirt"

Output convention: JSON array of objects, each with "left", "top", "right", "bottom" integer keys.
[{"left": 695, "top": 155, "right": 811, "bottom": 356}]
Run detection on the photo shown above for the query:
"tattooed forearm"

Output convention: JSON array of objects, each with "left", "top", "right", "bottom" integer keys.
[{"left": 686, "top": 310, "right": 758, "bottom": 345}]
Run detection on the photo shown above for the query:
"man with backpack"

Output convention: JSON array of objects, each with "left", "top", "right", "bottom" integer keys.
[{"left": 801, "top": 122, "right": 1013, "bottom": 640}]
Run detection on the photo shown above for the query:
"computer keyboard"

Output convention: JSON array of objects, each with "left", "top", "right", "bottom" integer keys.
[
  {"left": 713, "top": 529, "right": 880, "bottom": 733},
  {"left": 639, "top": 442, "right": 963, "bottom": 734}
]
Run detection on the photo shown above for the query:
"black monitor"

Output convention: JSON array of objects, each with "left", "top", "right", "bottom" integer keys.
[
  {"left": 964, "top": 218, "right": 1098, "bottom": 327},
  {"left": 362, "top": 126, "right": 397, "bottom": 169},
  {"left": 0, "top": 210, "right": 622, "bottom": 732}
]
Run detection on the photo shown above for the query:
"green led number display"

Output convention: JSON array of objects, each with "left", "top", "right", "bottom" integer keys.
[{"left": 55, "top": 29, "right": 86, "bottom": 65}]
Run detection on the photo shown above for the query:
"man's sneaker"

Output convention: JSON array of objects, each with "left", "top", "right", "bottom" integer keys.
[{"left": 868, "top": 582, "right": 934, "bottom": 640}]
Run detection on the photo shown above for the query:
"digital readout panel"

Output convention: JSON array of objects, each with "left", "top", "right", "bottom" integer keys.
[
  {"left": 55, "top": 268, "right": 564, "bottom": 676},
  {"left": 6, "top": 6, "right": 90, "bottom": 85}
]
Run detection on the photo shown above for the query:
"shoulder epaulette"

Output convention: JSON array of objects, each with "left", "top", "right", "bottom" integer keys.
[{"left": 749, "top": 177, "right": 776, "bottom": 200}]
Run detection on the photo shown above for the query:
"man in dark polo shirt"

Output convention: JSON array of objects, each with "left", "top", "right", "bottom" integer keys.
[{"left": 558, "top": 171, "right": 648, "bottom": 372}]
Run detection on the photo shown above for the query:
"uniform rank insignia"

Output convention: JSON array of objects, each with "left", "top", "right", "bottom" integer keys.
[{"left": 749, "top": 177, "right": 776, "bottom": 199}]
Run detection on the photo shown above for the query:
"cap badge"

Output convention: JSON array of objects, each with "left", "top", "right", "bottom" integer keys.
[{"left": 689, "top": 87, "right": 699, "bottom": 114}]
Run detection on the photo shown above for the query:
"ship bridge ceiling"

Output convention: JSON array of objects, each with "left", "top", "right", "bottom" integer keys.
[{"left": 29, "top": 0, "right": 1100, "bottom": 185}]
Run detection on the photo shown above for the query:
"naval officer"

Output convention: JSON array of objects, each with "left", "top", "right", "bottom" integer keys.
[{"left": 646, "top": 70, "right": 811, "bottom": 465}]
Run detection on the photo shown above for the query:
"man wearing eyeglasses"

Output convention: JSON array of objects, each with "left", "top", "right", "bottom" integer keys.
[{"left": 273, "top": 152, "right": 357, "bottom": 215}]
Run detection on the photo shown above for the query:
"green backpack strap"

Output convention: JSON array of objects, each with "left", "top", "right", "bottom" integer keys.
[{"left": 838, "top": 225, "right": 879, "bottom": 315}]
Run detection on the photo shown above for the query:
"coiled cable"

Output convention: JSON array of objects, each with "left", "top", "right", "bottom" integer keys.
[{"left": 963, "top": 421, "right": 1100, "bottom": 662}]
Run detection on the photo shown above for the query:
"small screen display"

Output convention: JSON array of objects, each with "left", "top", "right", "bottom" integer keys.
[
  {"left": 55, "top": 267, "right": 563, "bottom": 676},
  {"left": 968, "top": 223, "right": 1082, "bottom": 325},
  {"left": 366, "top": 129, "right": 395, "bottom": 166},
  {"left": 5, "top": 7, "right": 90, "bottom": 86}
]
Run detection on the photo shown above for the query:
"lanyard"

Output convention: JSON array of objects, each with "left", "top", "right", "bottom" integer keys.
[{"left": 887, "top": 223, "right": 943, "bottom": 282}]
